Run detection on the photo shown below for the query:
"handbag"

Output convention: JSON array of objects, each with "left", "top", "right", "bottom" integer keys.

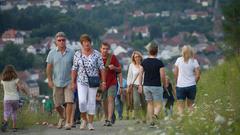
[
  {"left": 126, "top": 72, "right": 140, "bottom": 111},
  {"left": 81, "top": 53, "right": 100, "bottom": 88}
]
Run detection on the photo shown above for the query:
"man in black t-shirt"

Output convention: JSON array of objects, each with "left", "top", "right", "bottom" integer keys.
[{"left": 139, "top": 42, "right": 167, "bottom": 127}]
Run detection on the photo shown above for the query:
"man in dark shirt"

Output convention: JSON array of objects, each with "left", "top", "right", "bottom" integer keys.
[{"left": 139, "top": 42, "right": 166, "bottom": 127}]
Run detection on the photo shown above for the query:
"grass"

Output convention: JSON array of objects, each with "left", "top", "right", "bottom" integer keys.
[
  {"left": 0, "top": 89, "right": 58, "bottom": 129},
  {"left": 124, "top": 56, "right": 240, "bottom": 135}
]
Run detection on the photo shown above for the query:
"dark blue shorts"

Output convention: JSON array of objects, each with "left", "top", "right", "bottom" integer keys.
[{"left": 176, "top": 85, "right": 196, "bottom": 101}]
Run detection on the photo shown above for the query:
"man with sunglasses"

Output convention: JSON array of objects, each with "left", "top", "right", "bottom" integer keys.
[{"left": 46, "top": 32, "right": 75, "bottom": 130}]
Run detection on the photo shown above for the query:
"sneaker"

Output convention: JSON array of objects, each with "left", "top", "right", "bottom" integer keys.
[
  {"left": 12, "top": 128, "right": 17, "bottom": 132},
  {"left": 71, "top": 124, "right": 76, "bottom": 128},
  {"left": 79, "top": 120, "right": 87, "bottom": 130},
  {"left": 149, "top": 122, "right": 155, "bottom": 128},
  {"left": 57, "top": 118, "right": 65, "bottom": 129},
  {"left": 103, "top": 120, "right": 108, "bottom": 126},
  {"left": 88, "top": 123, "right": 95, "bottom": 130},
  {"left": 135, "top": 120, "right": 141, "bottom": 124},
  {"left": 64, "top": 123, "right": 71, "bottom": 130},
  {"left": 1, "top": 121, "right": 8, "bottom": 132},
  {"left": 106, "top": 120, "right": 112, "bottom": 127}
]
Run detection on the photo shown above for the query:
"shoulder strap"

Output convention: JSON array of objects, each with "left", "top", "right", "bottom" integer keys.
[
  {"left": 105, "top": 54, "right": 112, "bottom": 68},
  {"left": 132, "top": 73, "right": 139, "bottom": 84}
]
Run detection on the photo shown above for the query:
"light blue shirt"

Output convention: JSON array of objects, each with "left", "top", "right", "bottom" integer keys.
[{"left": 46, "top": 48, "right": 74, "bottom": 87}]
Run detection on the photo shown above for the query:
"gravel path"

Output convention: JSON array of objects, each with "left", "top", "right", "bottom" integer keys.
[{"left": 1, "top": 120, "right": 167, "bottom": 135}]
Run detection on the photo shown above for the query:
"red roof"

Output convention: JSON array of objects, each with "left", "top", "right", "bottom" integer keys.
[{"left": 2, "top": 29, "right": 17, "bottom": 39}]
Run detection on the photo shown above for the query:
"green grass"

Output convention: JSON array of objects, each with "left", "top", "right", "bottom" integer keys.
[
  {"left": 0, "top": 89, "right": 58, "bottom": 129},
  {"left": 165, "top": 56, "right": 240, "bottom": 134}
]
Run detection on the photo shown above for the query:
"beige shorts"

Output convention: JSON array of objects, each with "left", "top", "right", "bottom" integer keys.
[{"left": 53, "top": 84, "right": 73, "bottom": 107}]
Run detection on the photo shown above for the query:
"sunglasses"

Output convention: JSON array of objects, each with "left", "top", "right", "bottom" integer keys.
[{"left": 57, "top": 39, "right": 66, "bottom": 42}]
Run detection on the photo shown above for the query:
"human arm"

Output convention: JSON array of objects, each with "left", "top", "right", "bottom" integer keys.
[
  {"left": 138, "top": 66, "right": 144, "bottom": 94},
  {"left": 100, "top": 68, "right": 106, "bottom": 91},
  {"left": 46, "top": 63, "right": 54, "bottom": 89},
  {"left": 160, "top": 67, "right": 167, "bottom": 89},
  {"left": 194, "top": 67, "right": 201, "bottom": 83},
  {"left": 173, "top": 65, "right": 179, "bottom": 86},
  {"left": 71, "top": 70, "right": 77, "bottom": 91},
  {"left": 117, "top": 72, "right": 123, "bottom": 95}
]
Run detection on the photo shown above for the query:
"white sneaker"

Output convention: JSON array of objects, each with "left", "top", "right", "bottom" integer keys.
[
  {"left": 57, "top": 118, "right": 65, "bottom": 129},
  {"left": 88, "top": 123, "right": 95, "bottom": 130},
  {"left": 80, "top": 120, "right": 87, "bottom": 130},
  {"left": 64, "top": 123, "right": 71, "bottom": 130}
]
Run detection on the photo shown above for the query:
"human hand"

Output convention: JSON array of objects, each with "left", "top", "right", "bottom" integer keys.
[
  {"left": 119, "top": 87, "right": 123, "bottom": 95},
  {"left": 108, "top": 64, "right": 115, "bottom": 70},
  {"left": 101, "top": 82, "right": 106, "bottom": 91},
  {"left": 71, "top": 82, "right": 77, "bottom": 92},
  {"left": 138, "top": 85, "right": 143, "bottom": 94},
  {"left": 48, "top": 80, "right": 54, "bottom": 89}
]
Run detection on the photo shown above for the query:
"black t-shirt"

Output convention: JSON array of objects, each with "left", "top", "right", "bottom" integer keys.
[{"left": 142, "top": 58, "right": 164, "bottom": 86}]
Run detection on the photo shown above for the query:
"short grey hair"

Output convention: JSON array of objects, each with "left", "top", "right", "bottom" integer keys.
[{"left": 55, "top": 32, "right": 66, "bottom": 39}]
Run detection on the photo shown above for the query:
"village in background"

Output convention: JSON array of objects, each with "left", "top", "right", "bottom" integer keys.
[{"left": 0, "top": 0, "right": 225, "bottom": 98}]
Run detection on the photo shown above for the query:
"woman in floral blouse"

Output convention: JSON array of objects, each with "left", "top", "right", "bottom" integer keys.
[{"left": 71, "top": 34, "right": 106, "bottom": 130}]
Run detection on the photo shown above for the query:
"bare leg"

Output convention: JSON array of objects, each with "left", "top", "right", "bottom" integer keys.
[
  {"left": 56, "top": 106, "right": 65, "bottom": 119},
  {"left": 70, "top": 103, "right": 76, "bottom": 126},
  {"left": 88, "top": 114, "right": 94, "bottom": 124},
  {"left": 177, "top": 101, "right": 185, "bottom": 115},
  {"left": 107, "top": 96, "right": 114, "bottom": 121},
  {"left": 147, "top": 101, "right": 154, "bottom": 123},
  {"left": 81, "top": 112, "right": 87, "bottom": 122},
  {"left": 103, "top": 100, "right": 108, "bottom": 120},
  {"left": 153, "top": 101, "right": 161, "bottom": 116},
  {"left": 187, "top": 99, "right": 194, "bottom": 112},
  {"left": 65, "top": 103, "right": 73, "bottom": 124}
]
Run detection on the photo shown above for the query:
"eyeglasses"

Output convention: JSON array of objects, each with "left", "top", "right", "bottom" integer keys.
[{"left": 57, "top": 39, "right": 66, "bottom": 42}]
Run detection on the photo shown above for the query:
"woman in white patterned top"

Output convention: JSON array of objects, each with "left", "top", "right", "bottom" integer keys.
[{"left": 71, "top": 34, "right": 106, "bottom": 130}]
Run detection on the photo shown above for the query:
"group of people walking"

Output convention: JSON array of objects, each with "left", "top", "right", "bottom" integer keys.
[{"left": 1, "top": 31, "right": 200, "bottom": 132}]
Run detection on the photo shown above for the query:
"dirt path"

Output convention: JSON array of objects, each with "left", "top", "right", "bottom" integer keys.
[{"left": 1, "top": 120, "right": 169, "bottom": 135}]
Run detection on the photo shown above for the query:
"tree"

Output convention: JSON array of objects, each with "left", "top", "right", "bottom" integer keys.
[
  {"left": 0, "top": 44, "right": 34, "bottom": 71},
  {"left": 149, "top": 24, "right": 162, "bottom": 39},
  {"left": 222, "top": 0, "right": 240, "bottom": 55}
]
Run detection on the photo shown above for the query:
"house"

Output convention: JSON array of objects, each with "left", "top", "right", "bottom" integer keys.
[
  {"left": 52, "top": 0, "right": 62, "bottom": 7},
  {"left": 77, "top": 3, "right": 95, "bottom": 10},
  {"left": 144, "top": 13, "right": 160, "bottom": 18},
  {"left": 113, "top": 46, "right": 127, "bottom": 56},
  {"left": 161, "top": 11, "right": 170, "bottom": 17},
  {"left": 17, "top": 0, "right": 31, "bottom": 10},
  {"left": 159, "top": 46, "right": 180, "bottom": 60},
  {"left": 132, "top": 10, "right": 144, "bottom": 17},
  {"left": 132, "top": 26, "right": 150, "bottom": 38},
  {"left": 1, "top": 29, "right": 24, "bottom": 44},
  {"left": 0, "top": 1, "right": 14, "bottom": 10},
  {"left": 27, "top": 45, "right": 37, "bottom": 55}
]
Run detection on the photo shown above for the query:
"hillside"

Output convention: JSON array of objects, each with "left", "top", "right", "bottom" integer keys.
[{"left": 187, "top": 56, "right": 240, "bottom": 134}]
